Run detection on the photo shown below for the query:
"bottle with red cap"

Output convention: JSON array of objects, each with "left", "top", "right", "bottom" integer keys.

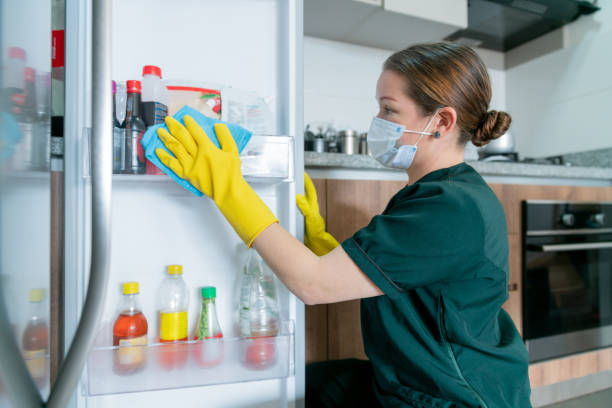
[
  {"left": 122, "top": 80, "right": 146, "bottom": 174},
  {"left": 141, "top": 65, "right": 169, "bottom": 175}
]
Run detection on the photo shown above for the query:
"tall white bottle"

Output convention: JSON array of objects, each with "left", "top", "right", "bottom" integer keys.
[{"left": 141, "top": 65, "right": 169, "bottom": 175}]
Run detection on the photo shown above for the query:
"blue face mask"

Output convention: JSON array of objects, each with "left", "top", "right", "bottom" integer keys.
[{"left": 367, "top": 109, "right": 440, "bottom": 169}]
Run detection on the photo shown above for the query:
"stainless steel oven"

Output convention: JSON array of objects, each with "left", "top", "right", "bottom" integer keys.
[{"left": 523, "top": 201, "right": 612, "bottom": 363}]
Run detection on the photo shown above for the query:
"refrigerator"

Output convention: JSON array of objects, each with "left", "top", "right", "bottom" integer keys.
[{"left": 0, "top": 0, "right": 305, "bottom": 407}]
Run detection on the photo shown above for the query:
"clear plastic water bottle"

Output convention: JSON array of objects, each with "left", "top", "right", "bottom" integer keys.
[
  {"left": 239, "top": 249, "right": 280, "bottom": 338},
  {"left": 239, "top": 250, "right": 280, "bottom": 369}
]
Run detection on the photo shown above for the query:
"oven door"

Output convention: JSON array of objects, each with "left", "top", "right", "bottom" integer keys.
[{"left": 524, "top": 235, "right": 612, "bottom": 362}]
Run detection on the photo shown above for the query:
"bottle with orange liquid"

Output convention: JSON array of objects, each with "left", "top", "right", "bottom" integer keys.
[
  {"left": 157, "top": 265, "right": 189, "bottom": 370},
  {"left": 112, "top": 282, "right": 148, "bottom": 375},
  {"left": 22, "top": 288, "right": 49, "bottom": 387}
]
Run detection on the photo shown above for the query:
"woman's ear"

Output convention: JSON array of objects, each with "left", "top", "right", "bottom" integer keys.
[{"left": 435, "top": 106, "right": 457, "bottom": 138}]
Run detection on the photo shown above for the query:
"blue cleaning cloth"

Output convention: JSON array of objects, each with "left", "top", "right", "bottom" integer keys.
[
  {"left": 0, "top": 112, "right": 22, "bottom": 160},
  {"left": 142, "top": 105, "right": 252, "bottom": 196}
]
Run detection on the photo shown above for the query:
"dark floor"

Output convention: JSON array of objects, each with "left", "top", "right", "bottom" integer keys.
[{"left": 544, "top": 387, "right": 612, "bottom": 407}]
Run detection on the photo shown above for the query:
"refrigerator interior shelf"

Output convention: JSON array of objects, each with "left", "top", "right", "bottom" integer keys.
[
  {"left": 86, "top": 134, "right": 294, "bottom": 183},
  {"left": 0, "top": 170, "right": 51, "bottom": 184},
  {"left": 86, "top": 329, "right": 294, "bottom": 396}
]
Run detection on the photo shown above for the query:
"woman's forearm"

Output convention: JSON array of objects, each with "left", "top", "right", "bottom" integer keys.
[
  {"left": 252, "top": 223, "right": 321, "bottom": 305},
  {"left": 252, "top": 224, "right": 382, "bottom": 305}
]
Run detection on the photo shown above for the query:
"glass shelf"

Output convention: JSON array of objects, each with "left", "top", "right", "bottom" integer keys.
[
  {"left": 85, "top": 324, "right": 294, "bottom": 396},
  {"left": 0, "top": 170, "right": 51, "bottom": 184},
  {"left": 85, "top": 135, "right": 294, "bottom": 184}
]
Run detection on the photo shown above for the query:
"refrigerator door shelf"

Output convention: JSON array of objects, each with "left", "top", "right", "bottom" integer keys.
[
  {"left": 84, "top": 134, "right": 294, "bottom": 184},
  {"left": 240, "top": 135, "right": 294, "bottom": 183},
  {"left": 85, "top": 330, "right": 294, "bottom": 396}
]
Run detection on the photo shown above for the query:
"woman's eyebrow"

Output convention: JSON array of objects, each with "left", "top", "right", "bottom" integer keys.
[{"left": 378, "top": 96, "right": 397, "bottom": 102}]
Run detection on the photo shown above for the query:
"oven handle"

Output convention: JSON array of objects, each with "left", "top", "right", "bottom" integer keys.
[{"left": 528, "top": 242, "right": 612, "bottom": 252}]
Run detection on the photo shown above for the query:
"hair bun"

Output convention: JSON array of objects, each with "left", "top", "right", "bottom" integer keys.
[{"left": 472, "top": 110, "right": 512, "bottom": 147}]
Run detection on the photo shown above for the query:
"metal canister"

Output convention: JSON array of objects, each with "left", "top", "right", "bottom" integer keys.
[
  {"left": 339, "top": 129, "right": 359, "bottom": 155},
  {"left": 359, "top": 132, "right": 370, "bottom": 155},
  {"left": 313, "top": 135, "right": 326, "bottom": 153}
]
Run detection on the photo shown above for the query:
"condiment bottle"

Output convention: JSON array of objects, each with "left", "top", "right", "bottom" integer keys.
[
  {"left": 157, "top": 265, "right": 189, "bottom": 370},
  {"left": 22, "top": 288, "right": 48, "bottom": 387},
  {"left": 193, "top": 286, "right": 223, "bottom": 367},
  {"left": 112, "top": 80, "right": 125, "bottom": 174},
  {"left": 141, "top": 65, "right": 168, "bottom": 175},
  {"left": 112, "top": 282, "right": 148, "bottom": 374},
  {"left": 122, "top": 80, "right": 146, "bottom": 174}
]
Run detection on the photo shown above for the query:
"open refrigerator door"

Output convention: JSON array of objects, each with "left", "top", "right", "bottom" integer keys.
[{"left": 64, "top": 0, "right": 304, "bottom": 407}]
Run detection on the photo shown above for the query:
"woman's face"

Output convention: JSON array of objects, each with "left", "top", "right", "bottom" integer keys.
[{"left": 375, "top": 69, "right": 437, "bottom": 146}]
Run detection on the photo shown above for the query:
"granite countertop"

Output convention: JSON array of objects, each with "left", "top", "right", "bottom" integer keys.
[{"left": 304, "top": 152, "right": 612, "bottom": 181}]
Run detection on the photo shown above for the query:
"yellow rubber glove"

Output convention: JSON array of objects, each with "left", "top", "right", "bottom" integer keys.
[
  {"left": 296, "top": 172, "right": 339, "bottom": 256},
  {"left": 155, "top": 115, "right": 278, "bottom": 247}
]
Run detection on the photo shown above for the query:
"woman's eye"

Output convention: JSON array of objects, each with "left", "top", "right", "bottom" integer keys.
[{"left": 384, "top": 106, "right": 393, "bottom": 114}]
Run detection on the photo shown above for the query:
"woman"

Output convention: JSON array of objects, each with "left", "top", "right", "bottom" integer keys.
[{"left": 155, "top": 42, "right": 531, "bottom": 407}]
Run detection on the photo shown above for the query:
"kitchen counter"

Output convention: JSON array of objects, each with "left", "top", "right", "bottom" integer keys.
[{"left": 304, "top": 152, "right": 612, "bottom": 186}]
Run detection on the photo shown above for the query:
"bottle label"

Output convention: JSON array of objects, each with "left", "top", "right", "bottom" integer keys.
[
  {"left": 23, "top": 349, "right": 47, "bottom": 379},
  {"left": 160, "top": 311, "right": 188, "bottom": 341},
  {"left": 142, "top": 101, "right": 168, "bottom": 127},
  {"left": 118, "top": 335, "right": 147, "bottom": 365}
]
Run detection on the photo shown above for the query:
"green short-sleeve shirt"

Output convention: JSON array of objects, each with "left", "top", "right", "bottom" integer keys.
[{"left": 342, "top": 162, "right": 531, "bottom": 408}]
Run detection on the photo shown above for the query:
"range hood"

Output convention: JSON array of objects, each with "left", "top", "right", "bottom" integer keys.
[{"left": 445, "top": 0, "right": 600, "bottom": 51}]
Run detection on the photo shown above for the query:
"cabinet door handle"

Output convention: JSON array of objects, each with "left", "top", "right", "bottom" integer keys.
[{"left": 508, "top": 283, "right": 519, "bottom": 292}]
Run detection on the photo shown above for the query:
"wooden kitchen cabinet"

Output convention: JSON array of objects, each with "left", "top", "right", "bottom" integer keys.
[
  {"left": 305, "top": 179, "right": 406, "bottom": 363},
  {"left": 325, "top": 179, "right": 409, "bottom": 360}
]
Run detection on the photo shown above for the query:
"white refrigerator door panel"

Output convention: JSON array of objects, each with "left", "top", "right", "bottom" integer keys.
[
  {"left": 68, "top": 0, "right": 304, "bottom": 406},
  {"left": 111, "top": 0, "right": 284, "bottom": 134},
  {"left": 96, "top": 183, "right": 289, "bottom": 343}
]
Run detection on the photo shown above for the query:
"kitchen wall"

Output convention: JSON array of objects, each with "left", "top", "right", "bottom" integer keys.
[
  {"left": 304, "top": 36, "right": 507, "bottom": 134},
  {"left": 506, "top": 0, "right": 612, "bottom": 158}
]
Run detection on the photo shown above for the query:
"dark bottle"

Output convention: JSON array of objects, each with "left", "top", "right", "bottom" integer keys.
[
  {"left": 122, "top": 80, "right": 146, "bottom": 174},
  {"left": 112, "top": 80, "right": 125, "bottom": 174}
]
